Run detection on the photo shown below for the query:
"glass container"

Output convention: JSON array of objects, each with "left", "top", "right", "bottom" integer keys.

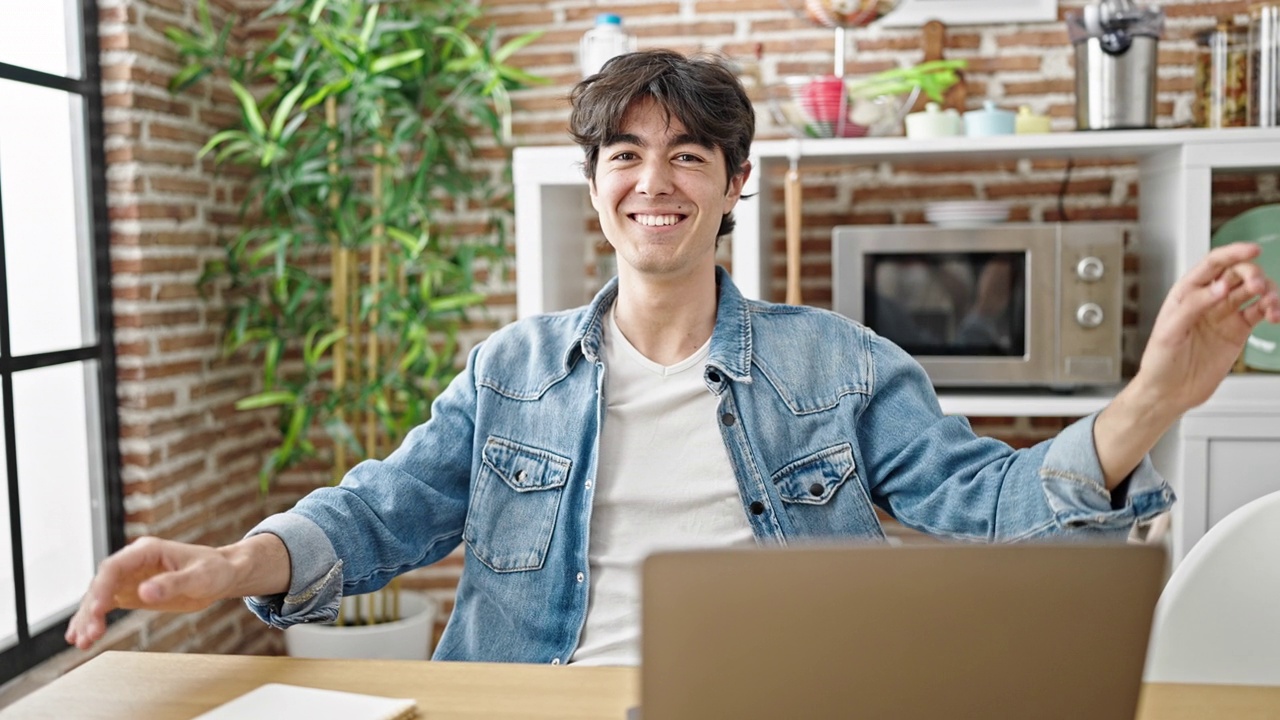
[
  {"left": 1195, "top": 22, "right": 1249, "bottom": 128},
  {"left": 1249, "top": 2, "right": 1280, "bottom": 126}
]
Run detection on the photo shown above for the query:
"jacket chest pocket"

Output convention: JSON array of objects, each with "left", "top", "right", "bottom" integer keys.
[
  {"left": 772, "top": 443, "right": 884, "bottom": 539},
  {"left": 464, "top": 436, "right": 571, "bottom": 573}
]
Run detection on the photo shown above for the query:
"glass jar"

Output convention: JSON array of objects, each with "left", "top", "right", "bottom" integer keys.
[
  {"left": 1249, "top": 2, "right": 1280, "bottom": 126},
  {"left": 1195, "top": 21, "right": 1249, "bottom": 128}
]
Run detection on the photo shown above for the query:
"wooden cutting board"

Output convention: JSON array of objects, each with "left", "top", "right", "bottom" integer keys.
[{"left": 911, "top": 20, "right": 968, "bottom": 113}]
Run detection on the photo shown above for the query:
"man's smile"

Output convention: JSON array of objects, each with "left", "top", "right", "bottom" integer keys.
[{"left": 628, "top": 212, "right": 688, "bottom": 227}]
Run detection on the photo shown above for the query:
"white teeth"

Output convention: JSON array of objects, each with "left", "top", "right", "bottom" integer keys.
[{"left": 633, "top": 214, "right": 682, "bottom": 227}]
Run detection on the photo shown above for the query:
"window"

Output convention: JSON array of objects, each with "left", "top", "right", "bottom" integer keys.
[{"left": 0, "top": 0, "right": 123, "bottom": 681}]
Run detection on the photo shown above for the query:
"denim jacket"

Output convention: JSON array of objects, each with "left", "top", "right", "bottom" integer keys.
[{"left": 245, "top": 267, "right": 1174, "bottom": 663}]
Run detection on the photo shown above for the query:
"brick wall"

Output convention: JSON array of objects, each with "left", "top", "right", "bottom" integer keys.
[
  {"left": 91, "top": 0, "right": 288, "bottom": 662},
  {"left": 9, "top": 0, "right": 1279, "bottom": 701},
  {"left": 491, "top": 0, "right": 1280, "bottom": 431}
]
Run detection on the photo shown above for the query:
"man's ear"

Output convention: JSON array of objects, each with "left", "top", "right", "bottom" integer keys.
[
  {"left": 588, "top": 178, "right": 600, "bottom": 212},
  {"left": 725, "top": 160, "right": 752, "bottom": 206}
]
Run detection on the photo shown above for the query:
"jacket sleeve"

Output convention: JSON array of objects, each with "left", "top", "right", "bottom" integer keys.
[
  {"left": 857, "top": 335, "right": 1175, "bottom": 542},
  {"left": 243, "top": 343, "right": 482, "bottom": 628}
]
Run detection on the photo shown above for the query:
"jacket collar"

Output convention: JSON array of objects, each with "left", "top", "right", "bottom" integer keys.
[{"left": 568, "top": 266, "right": 753, "bottom": 383}]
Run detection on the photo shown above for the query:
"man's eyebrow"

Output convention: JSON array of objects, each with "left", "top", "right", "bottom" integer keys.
[
  {"left": 600, "top": 132, "right": 714, "bottom": 150},
  {"left": 670, "top": 133, "right": 714, "bottom": 150},
  {"left": 602, "top": 133, "right": 643, "bottom": 147}
]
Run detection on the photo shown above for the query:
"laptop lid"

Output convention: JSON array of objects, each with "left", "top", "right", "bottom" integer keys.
[{"left": 641, "top": 543, "right": 1166, "bottom": 720}]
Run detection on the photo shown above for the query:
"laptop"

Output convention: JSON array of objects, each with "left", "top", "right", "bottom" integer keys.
[{"left": 640, "top": 543, "right": 1166, "bottom": 720}]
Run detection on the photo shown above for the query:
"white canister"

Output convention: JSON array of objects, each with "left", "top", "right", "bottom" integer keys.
[{"left": 904, "top": 102, "right": 962, "bottom": 139}]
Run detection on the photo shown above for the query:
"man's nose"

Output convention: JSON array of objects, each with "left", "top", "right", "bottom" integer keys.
[{"left": 634, "top": 159, "right": 673, "bottom": 196}]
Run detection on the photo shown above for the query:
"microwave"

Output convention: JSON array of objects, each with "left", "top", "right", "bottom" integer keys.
[{"left": 832, "top": 223, "right": 1125, "bottom": 389}]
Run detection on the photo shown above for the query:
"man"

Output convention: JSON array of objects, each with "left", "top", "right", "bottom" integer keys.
[{"left": 67, "top": 50, "right": 1280, "bottom": 665}]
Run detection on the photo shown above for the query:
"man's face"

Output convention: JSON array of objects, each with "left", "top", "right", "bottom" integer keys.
[{"left": 589, "top": 97, "right": 749, "bottom": 280}]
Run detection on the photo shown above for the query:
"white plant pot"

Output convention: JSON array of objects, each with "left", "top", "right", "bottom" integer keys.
[{"left": 284, "top": 590, "right": 438, "bottom": 660}]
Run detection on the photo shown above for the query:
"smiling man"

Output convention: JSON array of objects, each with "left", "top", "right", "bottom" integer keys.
[{"left": 68, "top": 50, "right": 1280, "bottom": 666}]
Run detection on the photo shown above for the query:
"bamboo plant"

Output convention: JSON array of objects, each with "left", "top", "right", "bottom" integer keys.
[{"left": 168, "top": 0, "right": 542, "bottom": 625}]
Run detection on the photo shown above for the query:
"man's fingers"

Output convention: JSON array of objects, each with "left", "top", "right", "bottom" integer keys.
[
  {"left": 1182, "top": 243, "right": 1263, "bottom": 289},
  {"left": 137, "top": 566, "right": 199, "bottom": 604},
  {"left": 65, "top": 537, "right": 170, "bottom": 650}
]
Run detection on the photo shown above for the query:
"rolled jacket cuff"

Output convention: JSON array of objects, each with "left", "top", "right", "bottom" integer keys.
[
  {"left": 242, "top": 512, "right": 344, "bottom": 629},
  {"left": 1039, "top": 412, "right": 1176, "bottom": 532}
]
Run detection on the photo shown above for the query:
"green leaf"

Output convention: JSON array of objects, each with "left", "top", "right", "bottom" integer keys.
[
  {"left": 170, "top": 63, "right": 210, "bottom": 93},
  {"left": 370, "top": 48, "right": 425, "bottom": 75},
  {"left": 429, "top": 292, "right": 485, "bottom": 313},
  {"left": 229, "top": 80, "right": 267, "bottom": 137},
  {"left": 264, "top": 337, "right": 282, "bottom": 388},
  {"left": 358, "top": 3, "right": 379, "bottom": 51},
  {"left": 308, "top": 0, "right": 329, "bottom": 24},
  {"left": 493, "top": 30, "right": 542, "bottom": 64},
  {"left": 196, "top": 129, "right": 247, "bottom": 160},
  {"left": 235, "top": 390, "right": 297, "bottom": 410},
  {"left": 316, "top": 328, "right": 347, "bottom": 365},
  {"left": 197, "top": 0, "right": 213, "bottom": 34},
  {"left": 269, "top": 81, "right": 309, "bottom": 139},
  {"left": 497, "top": 64, "right": 548, "bottom": 87},
  {"left": 299, "top": 77, "right": 352, "bottom": 110}
]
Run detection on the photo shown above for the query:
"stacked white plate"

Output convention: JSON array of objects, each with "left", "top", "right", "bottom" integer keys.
[{"left": 925, "top": 201, "right": 1011, "bottom": 228}]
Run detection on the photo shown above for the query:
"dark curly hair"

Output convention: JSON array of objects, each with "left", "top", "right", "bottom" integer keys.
[{"left": 568, "top": 49, "right": 755, "bottom": 239}]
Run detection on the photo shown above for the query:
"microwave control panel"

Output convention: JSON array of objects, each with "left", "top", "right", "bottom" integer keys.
[{"left": 1057, "top": 224, "right": 1125, "bottom": 384}]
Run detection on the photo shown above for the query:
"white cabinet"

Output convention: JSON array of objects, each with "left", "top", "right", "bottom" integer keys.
[
  {"left": 1152, "top": 376, "right": 1280, "bottom": 563},
  {"left": 513, "top": 127, "right": 1280, "bottom": 565}
]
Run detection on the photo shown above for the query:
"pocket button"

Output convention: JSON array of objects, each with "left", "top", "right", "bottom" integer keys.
[{"left": 809, "top": 483, "right": 824, "bottom": 497}]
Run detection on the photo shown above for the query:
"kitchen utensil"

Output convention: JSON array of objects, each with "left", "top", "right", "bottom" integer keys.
[
  {"left": 1210, "top": 204, "right": 1280, "bottom": 371},
  {"left": 911, "top": 20, "right": 967, "bottom": 114},
  {"left": 1066, "top": 0, "right": 1164, "bottom": 130},
  {"left": 768, "top": 74, "right": 918, "bottom": 138},
  {"left": 785, "top": 140, "right": 803, "bottom": 305},
  {"left": 964, "top": 100, "right": 1017, "bottom": 137}
]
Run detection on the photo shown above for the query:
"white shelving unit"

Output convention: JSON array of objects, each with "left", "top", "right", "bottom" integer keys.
[{"left": 513, "top": 126, "right": 1280, "bottom": 563}]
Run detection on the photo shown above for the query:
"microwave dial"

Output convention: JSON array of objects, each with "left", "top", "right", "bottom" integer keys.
[
  {"left": 1076, "top": 302, "right": 1106, "bottom": 329},
  {"left": 1076, "top": 256, "right": 1106, "bottom": 282}
]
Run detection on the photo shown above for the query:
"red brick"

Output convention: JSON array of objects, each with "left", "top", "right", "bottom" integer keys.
[
  {"left": 149, "top": 176, "right": 212, "bottom": 196},
  {"left": 158, "top": 331, "right": 218, "bottom": 353},
  {"left": 117, "top": 359, "right": 204, "bottom": 382},
  {"left": 564, "top": 3, "right": 679, "bottom": 21}
]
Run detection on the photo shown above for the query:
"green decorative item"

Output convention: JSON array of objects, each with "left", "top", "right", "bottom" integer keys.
[
  {"left": 848, "top": 59, "right": 967, "bottom": 105},
  {"left": 1211, "top": 204, "right": 1280, "bottom": 371},
  {"left": 167, "top": 0, "right": 544, "bottom": 499}
]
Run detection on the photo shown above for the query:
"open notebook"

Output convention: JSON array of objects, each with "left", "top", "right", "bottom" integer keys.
[{"left": 193, "top": 683, "right": 417, "bottom": 720}]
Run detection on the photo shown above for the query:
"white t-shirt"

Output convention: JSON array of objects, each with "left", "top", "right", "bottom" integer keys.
[{"left": 569, "top": 309, "right": 755, "bottom": 666}]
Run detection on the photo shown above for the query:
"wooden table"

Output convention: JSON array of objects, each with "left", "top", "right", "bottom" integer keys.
[{"left": 3, "top": 651, "right": 1279, "bottom": 719}]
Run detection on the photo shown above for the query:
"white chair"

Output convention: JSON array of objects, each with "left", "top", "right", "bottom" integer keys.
[{"left": 1144, "top": 489, "right": 1280, "bottom": 686}]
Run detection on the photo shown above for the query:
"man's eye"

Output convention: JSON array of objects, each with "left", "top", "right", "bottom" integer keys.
[
  {"left": 676, "top": 153, "right": 703, "bottom": 162},
  {"left": 610, "top": 151, "right": 637, "bottom": 161}
]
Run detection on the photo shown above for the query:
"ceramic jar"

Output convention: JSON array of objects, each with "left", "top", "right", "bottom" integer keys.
[
  {"left": 1015, "top": 106, "right": 1052, "bottom": 134},
  {"left": 964, "top": 100, "right": 1017, "bottom": 137},
  {"left": 904, "top": 102, "right": 962, "bottom": 139}
]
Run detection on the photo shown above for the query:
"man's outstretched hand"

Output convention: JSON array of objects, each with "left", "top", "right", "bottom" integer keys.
[
  {"left": 1135, "top": 241, "right": 1280, "bottom": 415},
  {"left": 65, "top": 534, "right": 290, "bottom": 650}
]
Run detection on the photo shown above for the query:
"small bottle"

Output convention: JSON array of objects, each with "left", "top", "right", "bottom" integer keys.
[{"left": 580, "top": 13, "right": 636, "bottom": 79}]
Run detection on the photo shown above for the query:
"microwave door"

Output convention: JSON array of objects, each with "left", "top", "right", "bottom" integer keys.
[{"left": 832, "top": 226, "right": 1059, "bottom": 387}]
